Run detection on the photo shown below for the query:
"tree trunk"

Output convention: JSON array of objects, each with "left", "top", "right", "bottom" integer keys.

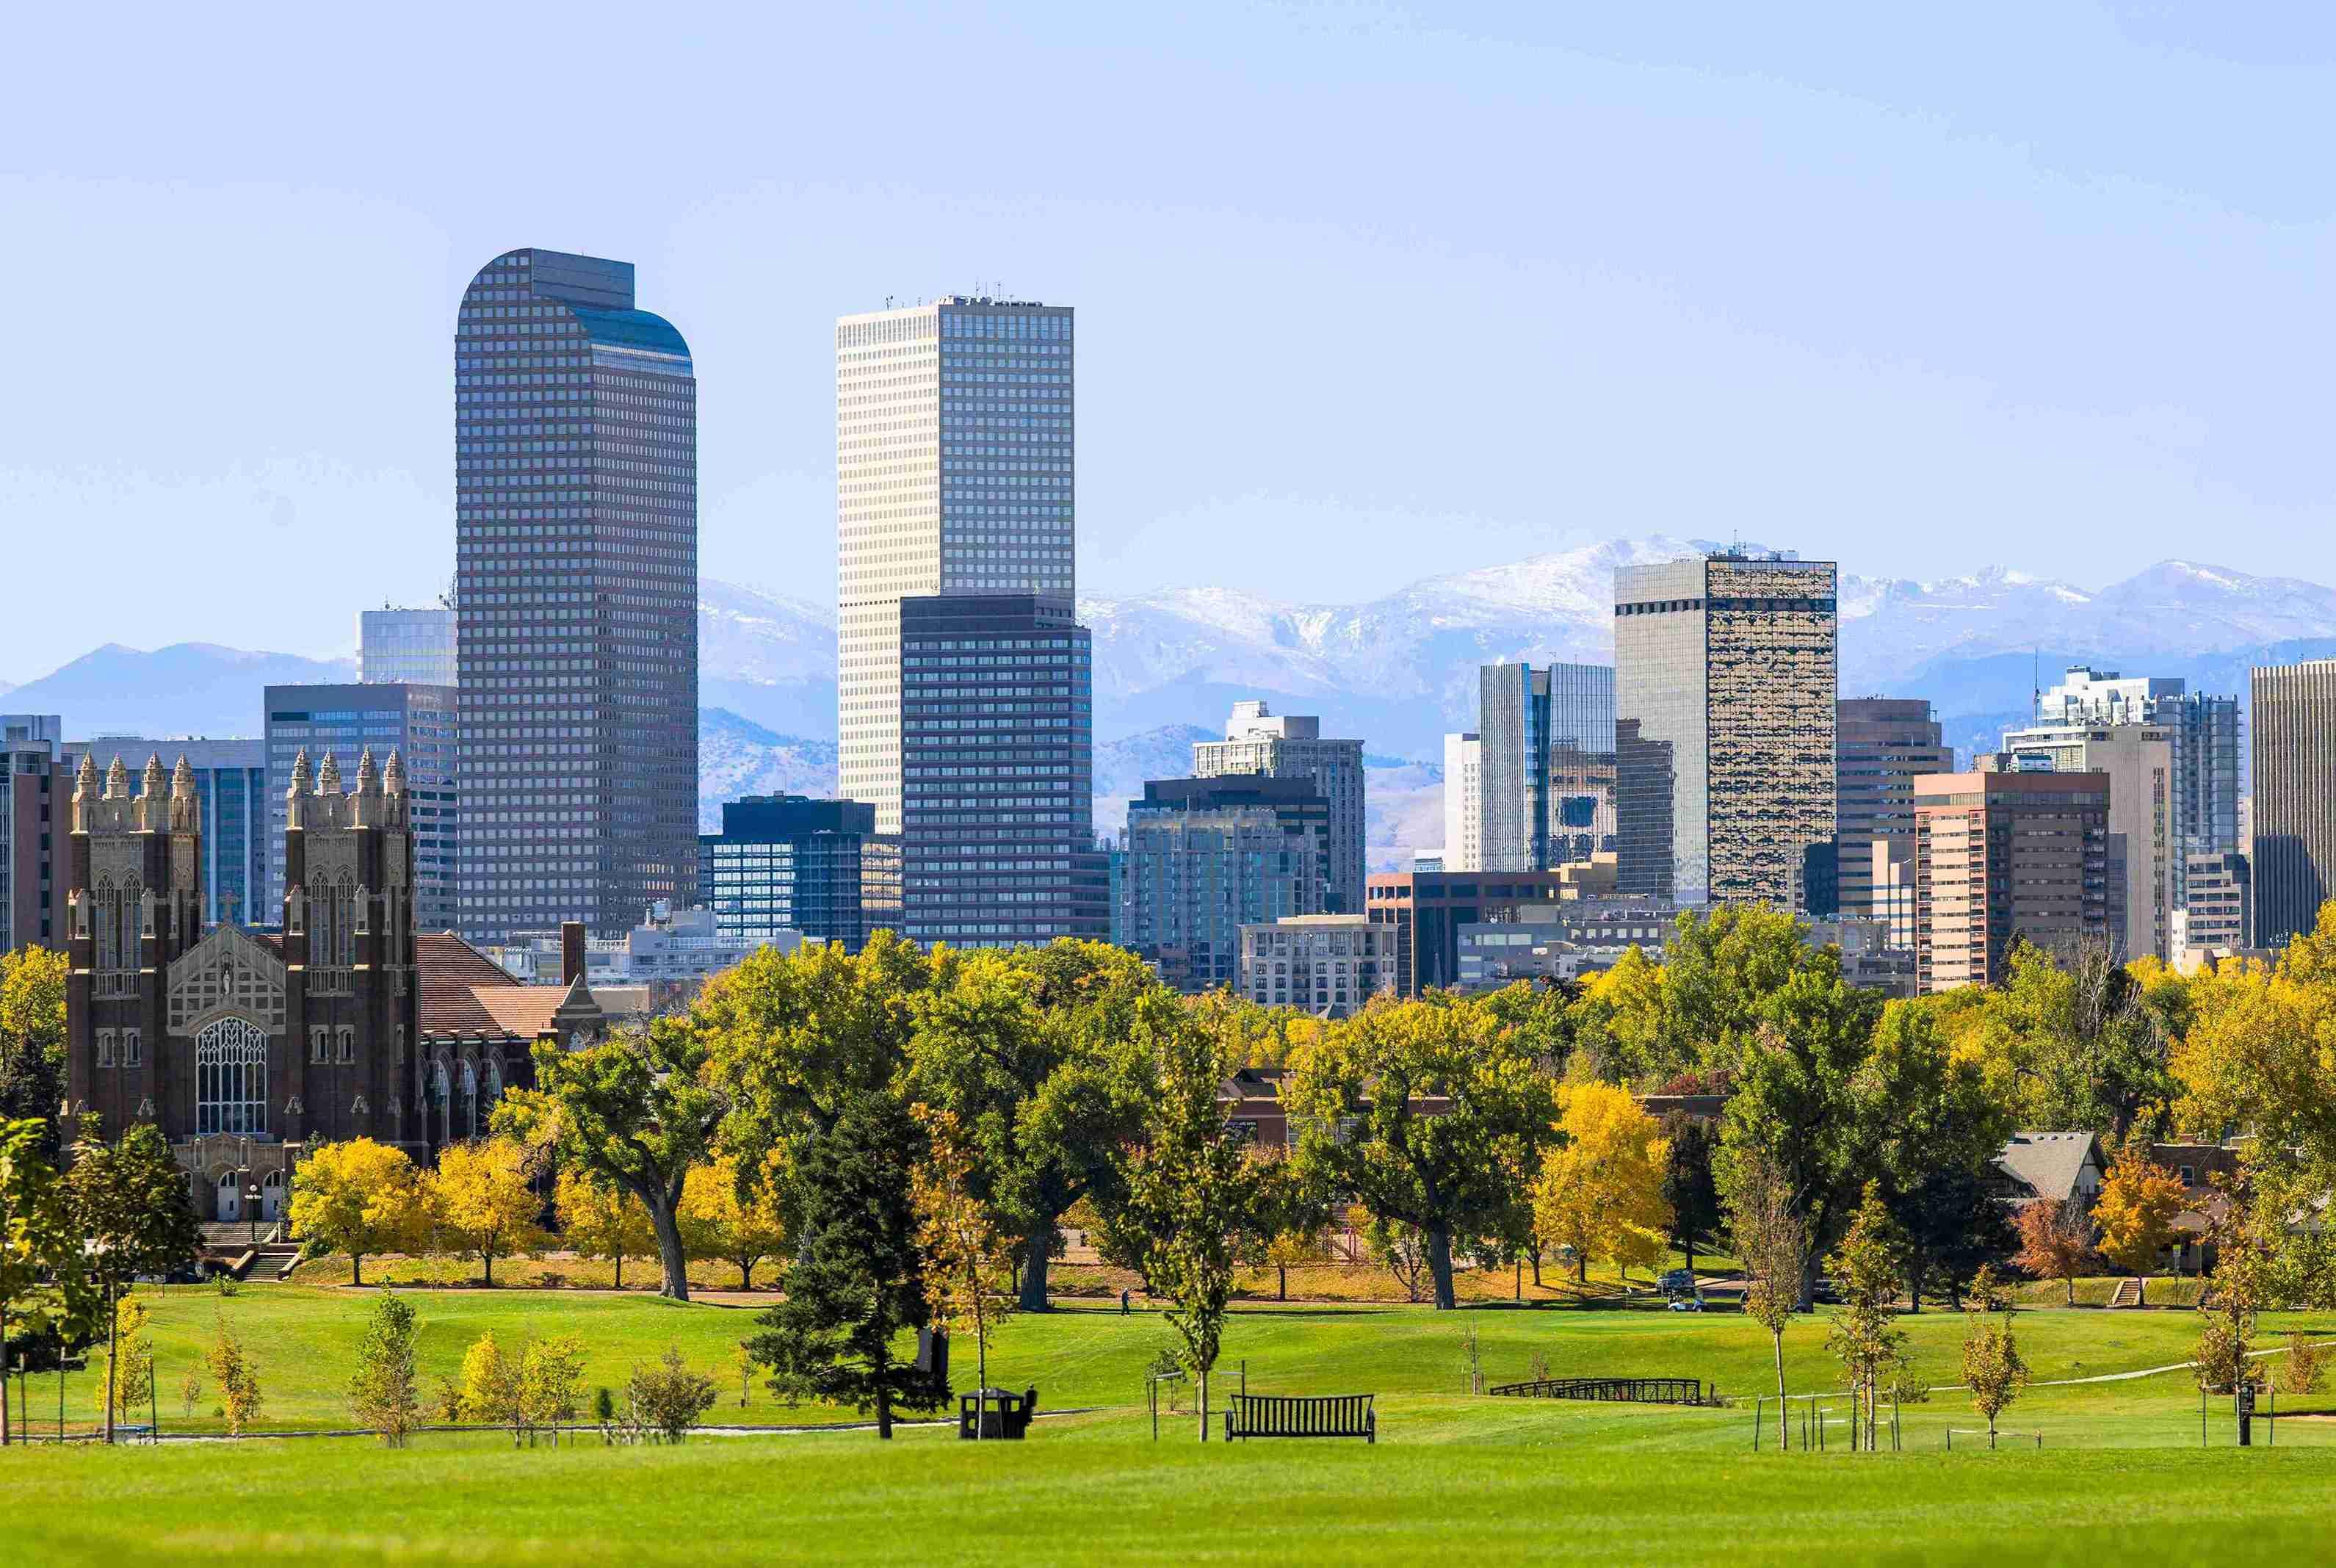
[
  {"left": 1905, "top": 1252, "right": 1923, "bottom": 1315},
  {"left": 1425, "top": 1222, "right": 1458, "bottom": 1310},
  {"left": 484, "top": 1249, "right": 494, "bottom": 1288},
  {"left": 1798, "top": 1253, "right": 1818, "bottom": 1312},
  {"left": 1771, "top": 1330, "right": 1787, "bottom": 1451},
  {"left": 1576, "top": 1251, "right": 1588, "bottom": 1285},
  {"left": 1277, "top": 1265, "right": 1287, "bottom": 1302},
  {"left": 877, "top": 1379, "right": 893, "bottom": 1441},
  {"left": 646, "top": 1194, "right": 692, "bottom": 1302},
  {"left": 1, "top": 1307, "right": 10, "bottom": 1447},
  {"left": 1683, "top": 1232, "right": 1696, "bottom": 1273},
  {"left": 615, "top": 1249, "right": 624, "bottom": 1290},
  {"left": 1529, "top": 1249, "right": 1543, "bottom": 1287},
  {"left": 737, "top": 1259, "right": 753, "bottom": 1291},
  {"left": 104, "top": 1284, "right": 118, "bottom": 1445},
  {"left": 1514, "top": 1260, "right": 1522, "bottom": 1300},
  {"left": 1019, "top": 1235, "right": 1052, "bottom": 1312},
  {"left": 1198, "top": 1365, "right": 1209, "bottom": 1443},
  {"left": 2065, "top": 1272, "right": 2075, "bottom": 1307}
]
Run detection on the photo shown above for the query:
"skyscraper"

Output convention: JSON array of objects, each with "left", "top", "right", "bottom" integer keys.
[
  {"left": 1914, "top": 769, "right": 2113, "bottom": 993},
  {"left": 361, "top": 607, "right": 457, "bottom": 686},
  {"left": 1997, "top": 722, "right": 2174, "bottom": 961},
  {"left": 1191, "top": 702, "right": 1366, "bottom": 912},
  {"left": 1613, "top": 552, "right": 1838, "bottom": 908},
  {"left": 836, "top": 296, "right": 1075, "bottom": 835},
  {"left": 1442, "top": 732, "right": 1480, "bottom": 872},
  {"left": 1, "top": 716, "right": 65, "bottom": 953},
  {"left": 1835, "top": 698, "right": 1952, "bottom": 945},
  {"left": 2251, "top": 659, "right": 2336, "bottom": 947},
  {"left": 2036, "top": 665, "right": 2241, "bottom": 906},
  {"left": 697, "top": 795, "right": 903, "bottom": 953},
  {"left": 1115, "top": 774, "right": 1331, "bottom": 991},
  {"left": 265, "top": 684, "right": 457, "bottom": 934},
  {"left": 1475, "top": 664, "right": 1615, "bottom": 874},
  {"left": 897, "top": 594, "right": 1104, "bottom": 948},
  {"left": 455, "top": 248, "right": 698, "bottom": 940}
]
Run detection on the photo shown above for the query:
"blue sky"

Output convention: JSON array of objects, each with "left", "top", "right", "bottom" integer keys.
[{"left": 2, "top": 2, "right": 2332, "bottom": 678}]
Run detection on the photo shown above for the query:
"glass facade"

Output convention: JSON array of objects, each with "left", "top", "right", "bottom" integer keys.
[
  {"left": 1477, "top": 664, "right": 1615, "bottom": 874},
  {"left": 455, "top": 248, "right": 698, "bottom": 940},
  {"left": 2036, "top": 666, "right": 2241, "bottom": 908},
  {"left": 58, "top": 737, "right": 268, "bottom": 931},
  {"left": 1114, "top": 775, "right": 1330, "bottom": 991},
  {"left": 1190, "top": 704, "right": 1365, "bottom": 914},
  {"left": 837, "top": 298, "right": 1074, "bottom": 834},
  {"left": 899, "top": 594, "right": 1106, "bottom": 947},
  {"left": 1835, "top": 698, "right": 1952, "bottom": 945},
  {"left": 264, "top": 684, "right": 455, "bottom": 931},
  {"left": 2249, "top": 660, "right": 2336, "bottom": 947},
  {"left": 360, "top": 607, "right": 458, "bottom": 686},
  {"left": 696, "top": 795, "right": 902, "bottom": 952}
]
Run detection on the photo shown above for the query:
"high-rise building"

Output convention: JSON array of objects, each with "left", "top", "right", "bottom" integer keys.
[
  {"left": 455, "top": 248, "right": 698, "bottom": 940},
  {"left": 696, "top": 795, "right": 903, "bottom": 953},
  {"left": 266, "top": 684, "right": 457, "bottom": 934},
  {"left": 1997, "top": 723, "right": 2174, "bottom": 961},
  {"left": 1441, "top": 732, "right": 1481, "bottom": 872},
  {"left": 898, "top": 594, "right": 1104, "bottom": 948},
  {"left": 1192, "top": 702, "right": 1366, "bottom": 913},
  {"left": 1475, "top": 664, "right": 1616, "bottom": 875},
  {"left": 1364, "top": 868, "right": 1580, "bottom": 995},
  {"left": 1115, "top": 775, "right": 1330, "bottom": 992},
  {"left": 61, "top": 737, "right": 267, "bottom": 931},
  {"left": 1835, "top": 698, "right": 1952, "bottom": 946},
  {"left": 1239, "top": 914, "right": 1394, "bottom": 1018},
  {"left": 1914, "top": 768, "right": 2114, "bottom": 993},
  {"left": 1, "top": 716, "right": 65, "bottom": 953},
  {"left": 2251, "top": 660, "right": 2336, "bottom": 947},
  {"left": 2179, "top": 850, "right": 2253, "bottom": 964},
  {"left": 2036, "top": 665, "right": 2241, "bottom": 904},
  {"left": 836, "top": 297, "right": 1075, "bottom": 835},
  {"left": 1614, "top": 552, "right": 1837, "bottom": 908},
  {"left": 360, "top": 607, "right": 457, "bottom": 686}
]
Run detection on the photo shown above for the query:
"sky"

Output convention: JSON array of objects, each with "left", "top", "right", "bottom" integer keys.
[{"left": 2, "top": 1, "right": 2332, "bottom": 679}]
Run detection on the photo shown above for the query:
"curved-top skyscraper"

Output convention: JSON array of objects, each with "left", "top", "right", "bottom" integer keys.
[{"left": 453, "top": 248, "right": 698, "bottom": 941}]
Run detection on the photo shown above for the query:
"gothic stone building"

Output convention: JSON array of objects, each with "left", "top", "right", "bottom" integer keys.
[{"left": 63, "top": 747, "right": 600, "bottom": 1221}]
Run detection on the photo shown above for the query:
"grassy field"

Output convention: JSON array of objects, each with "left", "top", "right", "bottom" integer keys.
[{"left": 7, "top": 1284, "right": 2336, "bottom": 1564}]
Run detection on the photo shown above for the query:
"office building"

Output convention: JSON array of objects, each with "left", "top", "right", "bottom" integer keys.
[
  {"left": 2037, "top": 665, "right": 2241, "bottom": 903},
  {"left": 360, "top": 606, "right": 458, "bottom": 686},
  {"left": 61, "top": 737, "right": 268, "bottom": 931},
  {"left": 697, "top": 794, "right": 903, "bottom": 953},
  {"left": 1115, "top": 775, "right": 1330, "bottom": 992},
  {"left": 267, "top": 684, "right": 457, "bottom": 933},
  {"left": 837, "top": 296, "right": 1074, "bottom": 835},
  {"left": 2252, "top": 660, "right": 2336, "bottom": 947},
  {"left": 1364, "top": 869, "right": 1580, "bottom": 995},
  {"left": 1442, "top": 732, "right": 1480, "bottom": 872},
  {"left": 456, "top": 248, "right": 698, "bottom": 940},
  {"left": 1997, "top": 723, "right": 2174, "bottom": 961},
  {"left": 1835, "top": 698, "right": 1950, "bottom": 945},
  {"left": 1239, "top": 914, "right": 1395, "bottom": 1017},
  {"left": 1613, "top": 552, "right": 1837, "bottom": 908},
  {"left": 1193, "top": 701, "right": 1367, "bottom": 913},
  {"left": 1, "top": 717, "right": 65, "bottom": 952},
  {"left": 1914, "top": 769, "right": 2113, "bottom": 994},
  {"left": 1455, "top": 900, "right": 1680, "bottom": 989},
  {"left": 898, "top": 594, "right": 1105, "bottom": 948},
  {"left": 490, "top": 903, "right": 786, "bottom": 994},
  {"left": 2178, "top": 850, "right": 2252, "bottom": 966},
  {"left": 1476, "top": 664, "right": 1616, "bottom": 875}
]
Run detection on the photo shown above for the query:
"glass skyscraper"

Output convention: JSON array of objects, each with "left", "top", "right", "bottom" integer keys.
[
  {"left": 836, "top": 297, "right": 1074, "bottom": 834},
  {"left": 360, "top": 607, "right": 457, "bottom": 686},
  {"left": 698, "top": 795, "right": 903, "bottom": 952},
  {"left": 1477, "top": 663, "right": 1616, "bottom": 874},
  {"left": 455, "top": 248, "right": 698, "bottom": 940}
]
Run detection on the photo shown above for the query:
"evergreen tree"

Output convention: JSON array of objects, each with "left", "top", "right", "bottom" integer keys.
[
  {"left": 1659, "top": 1113, "right": 1721, "bottom": 1274},
  {"left": 746, "top": 1091, "right": 944, "bottom": 1439}
]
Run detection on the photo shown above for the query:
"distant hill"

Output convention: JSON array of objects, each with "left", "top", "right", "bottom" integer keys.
[{"left": 7, "top": 643, "right": 354, "bottom": 738}]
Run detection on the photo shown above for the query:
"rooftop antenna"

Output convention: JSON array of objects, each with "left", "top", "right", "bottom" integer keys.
[{"left": 2032, "top": 646, "right": 2040, "bottom": 725}]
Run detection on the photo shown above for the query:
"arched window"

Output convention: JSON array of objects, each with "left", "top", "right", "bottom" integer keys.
[
  {"left": 196, "top": 1018, "right": 269, "bottom": 1137},
  {"left": 460, "top": 1061, "right": 479, "bottom": 1139},
  {"left": 433, "top": 1059, "right": 451, "bottom": 1146},
  {"left": 484, "top": 1055, "right": 504, "bottom": 1108}
]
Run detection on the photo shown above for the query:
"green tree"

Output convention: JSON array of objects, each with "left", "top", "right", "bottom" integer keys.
[
  {"left": 628, "top": 1345, "right": 717, "bottom": 1442},
  {"left": 1730, "top": 1145, "right": 1804, "bottom": 1452},
  {"left": 904, "top": 941, "right": 1159, "bottom": 1311},
  {"left": 1975, "top": 940, "right": 2172, "bottom": 1140},
  {"left": 65, "top": 1118, "right": 200, "bottom": 1443},
  {"left": 497, "top": 1021, "right": 724, "bottom": 1301},
  {"left": 747, "top": 1091, "right": 944, "bottom": 1439},
  {"left": 289, "top": 1137, "right": 424, "bottom": 1286},
  {"left": 1659, "top": 1112, "right": 1722, "bottom": 1273},
  {"left": 0, "top": 1116, "right": 93, "bottom": 1446},
  {"left": 347, "top": 1291, "right": 422, "bottom": 1447},
  {"left": 1571, "top": 908, "right": 1818, "bottom": 1084},
  {"left": 908, "top": 1104, "right": 1016, "bottom": 1437},
  {"left": 0, "top": 950, "right": 68, "bottom": 1146},
  {"left": 206, "top": 1313, "right": 263, "bottom": 1437},
  {"left": 1285, "top": 994, "right": 1558, "bottom": 1309},
  {"left": 1858, "top": 1002, "right": 2014, "bottom": 1310},
  {"left": 521, "top": 1334, "right": 586, "bottom": 1444},
  {"left": 1823, "top": 1183, "right": 1909, "bottom": 1450},
  {"left": 1960, "top": 1265, "right": 2029, "bottom": 1447}
]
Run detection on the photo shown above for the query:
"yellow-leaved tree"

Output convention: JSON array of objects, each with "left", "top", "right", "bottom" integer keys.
[
  {"left": 2091, "top": 1146, "right": 2188, "bottom": 1305},
  {"left": 679, "top": 1152, "right": 790, "bottom": 1290},
  {"left": 1531, "top": 1082, "right": 1674, "bottom": 1285},
  {"left": 554, "top": 1168, "right": 658, "bottom": 1290},
  {"left": 427, "top": 1138, "right": 546, "bottom": 1287},
  {"left": 290, "top": 1138, "right": 425, "bottom": 1286}
]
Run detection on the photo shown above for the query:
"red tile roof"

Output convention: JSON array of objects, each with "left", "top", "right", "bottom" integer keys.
[{"left": 417, "top": 931, "right": 530, "bottom": 1039}]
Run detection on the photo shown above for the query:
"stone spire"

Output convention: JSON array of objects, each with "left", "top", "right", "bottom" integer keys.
[
  {"left": 73, "top": 753, "right": 98, "bottom": 801},
  {"left": 104, "top": 756, "right": 129, "bottom": 800},
  {"left": 289, "top": 748, "right": 312, "bottom": 797},
  {"left": 355, "top": 746, "right": 380, "bottom": 795},
  {"left": 317, "top": 750, "right": 342, "bottom": 795},
  {"left": 383, "top": 749, "right": 407, "bottom": 794},
  {"left": 141, "top": 754, "right": 167, "bottom": 800},
  {"left": 172, "top": 754, "right": 196, "bottom": 799}
]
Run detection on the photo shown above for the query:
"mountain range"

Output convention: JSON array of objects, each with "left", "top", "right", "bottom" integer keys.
[{"left": 12, "top": 537, "right": 2336, "bottom": 869}]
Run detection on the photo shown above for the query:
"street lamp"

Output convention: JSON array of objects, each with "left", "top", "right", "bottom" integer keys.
[{"left": 244, "top": 1179, "right": 261, "bottom": 1248}]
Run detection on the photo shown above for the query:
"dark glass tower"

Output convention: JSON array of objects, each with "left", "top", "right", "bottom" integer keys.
[{"left": 454, "top": 248, "right": 698, "bottom": 940}]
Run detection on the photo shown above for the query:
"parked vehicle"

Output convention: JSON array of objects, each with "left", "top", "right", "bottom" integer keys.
[
  {"left": 1657, "top": 1268, "right": 1696, "bottom": 1296},
  {"left": 1666, "top": 1294, "right": 1704, "bottom": 1313}
]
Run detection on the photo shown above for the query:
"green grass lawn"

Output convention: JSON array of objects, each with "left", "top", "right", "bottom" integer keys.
[{"left": 7, "top": 1285, "right": 2336, "bottom": 1564}]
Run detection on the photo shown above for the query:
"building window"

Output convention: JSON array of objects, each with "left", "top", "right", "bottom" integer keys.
[
  {"left": 338, "top": 1027, "right": 356, "bottom": 1063},
  {"left": 95, "top": 1030, "right": 115, "bottom": 1067},
  {"left": 196, "top": 1018, "right": 269, "bottom": 1137},
  {"left": 123, "top": 1030, "right": 142, "bottom": 1068},
  {"left": 311, "top": 1027, "right": 330, "bottom": 1063}
]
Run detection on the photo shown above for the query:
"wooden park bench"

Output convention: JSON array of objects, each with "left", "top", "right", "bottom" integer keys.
[{"left": 1221, "top": 1392, "right": 1375, "bottom": 1444}]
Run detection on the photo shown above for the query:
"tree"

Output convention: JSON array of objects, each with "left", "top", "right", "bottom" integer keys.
[
  {"left": 289, "top": 1138, "right": 424, "bottom": 1286},
  {"left": 679, "top": 1153, "right": 789, "bottom": 1290},
  {"left": 1960, "top": 1265, "right": 2029, "bottom": 1447},
  {"left": 747, "top": 1091, "right": 944, "bottom": 1439},
  {"left": 1858, "top": 1001, "right": 2014, "bottom": 1311},
  {"left": 65, "top": 1118, "right": 200, "bottom": 1443},
  {"left": 2011, "top": 1198, "right": 2095, "bottom": 1305},
  {"left": 1730, "top": 1146, "right": 1804, "bottom": 1452},
  {"left": 521, "top": 1334, "right": 586, "bottom": 1444},
  {"left": 2278, "top": 1332, "right": 2327, "bottom": 1395},
  {"left": 347, "top": 1291, "right": 422, "bottom": 1446},
  {"left": 2093, "top": 1146, "right": 2188, "bottom": 1305},
  {"left": 497, "top": 1021, "right": 725, "bottom": 1302},
  {"left": 553, "top": 1168, "right": 658, "bottom": 1290},
  {"left": 206, "top": 1313, "right": 263, "bottom": 1437},
  {"left": 1260, "top": 1166, "right": 1333, "bottom": 1304},
  {"left": 1285, "top": 994, "right": 1558, "bottom": 1309},
  {"left": 1532, "top": 1082, "right": 1672, "bottom": 1285},
  {"left": 628, "top": 1345, "right": 717, "bottom": 1442},
  {"left": 1111, "top": 996, "right": 1287, "bottom": 1440},
  {"left": 0, "top": 950, "right": 68, "bottom": 1146},
  {"left": 1367, "top": 1217, "right": 1431, "bottom": 1304},
  {"left": 1972, "top": 940, "right": 2172, "bottom": 1141},
  {"left": 1570, "top": 907, "right": 1818, "bottom": 1085},
  {"left": 0, "top": 1116, "right": 93, "bottom": 1447},
  {"left": 1659, "top": 1113, "right": 1721, "bottom": 1274},
  {"left": 909, "top": 1104, "right": 1016, "bottom": 1438},
  {"left": 904, "top": 942, "right": 1160, "bottom": 1312},
  {"left": 106, "top": 1296, "right": 154, "bottom": 1424},
  {"left": 426, "top": 1138, "right": 545, "bottom": 1287},
  {"left": 2195, "top": 1171, "right": 2278, "bottom": 1398},
  {"left": 460, "top": 1330, "right": 526, "bottom": 1443},
  {"left": 1823, "top": 1183, "right": 1908, "bottom": 1450}
]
